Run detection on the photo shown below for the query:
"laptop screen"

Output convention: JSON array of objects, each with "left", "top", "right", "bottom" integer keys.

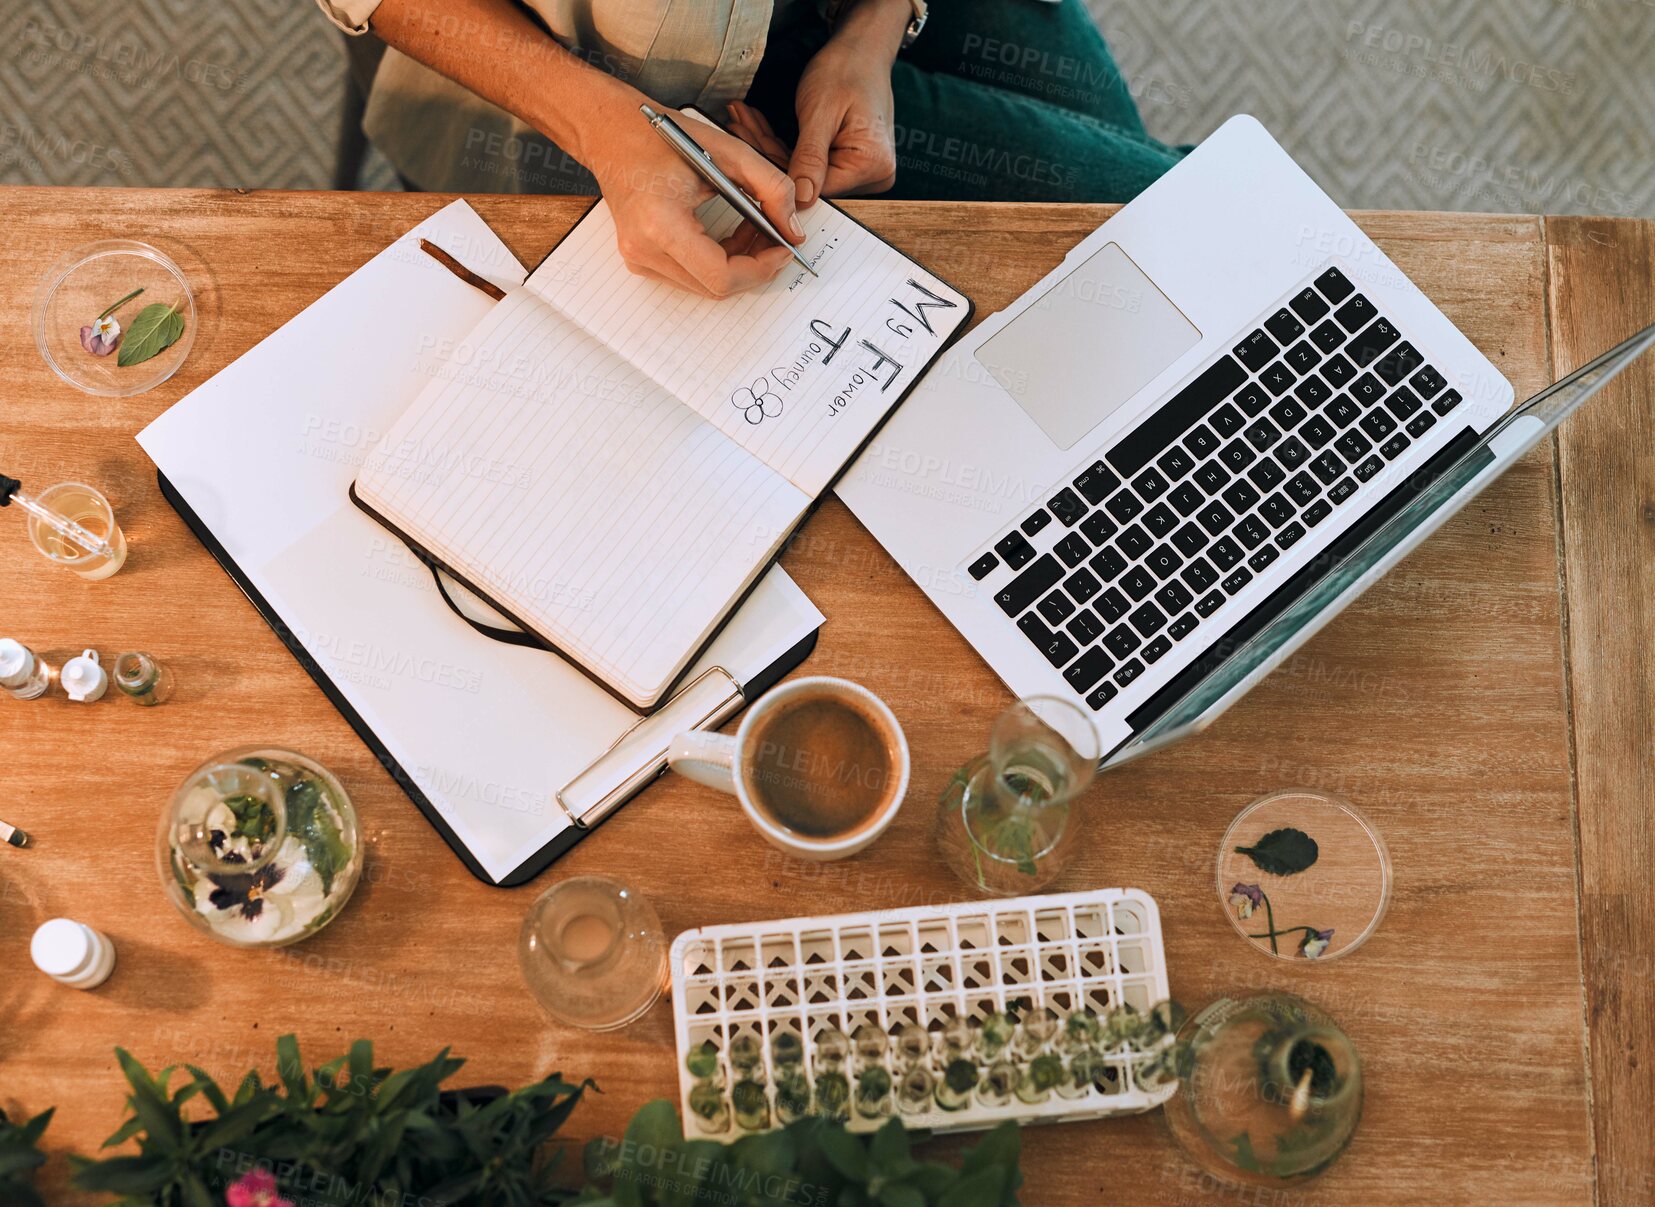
[{"left": 1117, "top": 320, "right": 1655, "bottom": 762}]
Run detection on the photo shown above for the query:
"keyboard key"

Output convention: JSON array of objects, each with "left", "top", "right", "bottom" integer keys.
[
  {"left": 1324, "top": 395, "right": 1362, "bottom": 427},
  {"left": 1089, "top": 546, "right": 1127, "bottom": 582},
  {"left": 1094, "top": 587, "right": 1129, "bottom": 622},
  {"left": 1285, "top": 471, "right": 1319, "bottom": 506},
  {"left": 1132, "top": 467, "right": 1169, "bottom": 502},
  {"left": 1260, "top": 361, "right": 1297, "bottom": 396},
  {"left": 994, "top": 530, "right": 1035, "bottom": 569},
  {"left": 1353, "top": 454, "right": 1384, "bottom": 482},
  {"left": 1300, "top": 414, "right": 1338, "bottom": 449},
  {"left": 1303, "top": 499, "right": 1332, "bottom": 527},
  {"left": 1065, "top": 567, "right": 1101, "bottom": 603},
  {"left": 1375, "top": 340, "right": 1424, "bottom": 387},
  {"left": 1067, "top": 608, "right": 1105, "bottom": 645},
  {"left": 1234, "top": 328, "right": 1278, "bottom": 371},
  {"left": 995, "top": 554, "right": 1062, "bottom": 615},
  {"left": 1168, "top": 482, "right": 1204, "bottom": 516},
  {"left": 1021, "top": 509, "right": 1052, "bottom": 536},
  {"left": 1309, "top": 319, "right": 1346, "bottom": 354},
  {"left": 1310, "top": 448, "right": 1347, "bottom": 484},
  {"left": 1049, "top": 487, "right": 1087, "bottom": 526},
  {"left": 1157, "top": 445, "right": 1197, "bottom": 481},
  {"left": 1117, "top": 524, "right": 1152, "bottom": 558},
  {"left": 1210, "top": 403, "right": 1246, "bottom": 437},
  {"left": 1292, "top": 375, "right": 1332, "bottom": 408},
  {"left": 1406, "top": 410, "right": 1437, "bottom": 437},
  {"left": 1221, "top": 479, "right": 1261, "bottom": 512},
  {"left": 1384, "top": 386, "right": 1422, "bottom": 419},
  {"left": 1084, "top": 680, "right": 1119, "bottom": 710},
  {"left": 1432, "top": 388, "right": 1464, "bottom": 417},
  {"left": 1143, "top": 504, "right": 1178, "bottom": 537},
  {"left": 1350, "top": 373, "right": 1386, "bottom": 406},
  {"left": 1321, "top": 353, "right": 1356, "bottom": 388},
  {"left": 1314, "top": 265, "right": 1355, "bottom": 302},
  {"left": 1154, "top": 580, "right": 1193, "bottom": 614},
  {"left": 1232, "top": 383, "right": 1272, "bottom": 417},
  {"left": 1265, "top": 307, "right": 1305, "bottom": 344},
  {"left": 1167, "top": 612, "right": 1200, "bottom": 641},
  {"left": 1411, "top": 364, "right": 1447, "bottom": 398},
  {"left": 1219, "top": 439, "right": 1257, "bottom": 472},
  {"left": 1336, "top": 430, "right": 1374, "bottom": 461},
  {"left": 1328, "top": 476, "right": 1358, "bottom": 505},
  {"left": 968, "top": 552, "right": 999, "bottom": 580},
  {"left": 1038, "top": 591, "right": 1075, "bottom": 625},
  {"left": 1209, "top": 536, "right": 1244, "bottom": 571},
  {"left": 1270, "top": 399, "right": 1309, "bottom": 431},
  {"left": 1234, "top": 514, "right": 1270, "bottom": 549},
  {"left": 1103, "top": 625, "right": 1141, "bottom": 658},
  {"left": 1248, "top": 458, "right": 1286, "bottom": 491},
  {"left": 1107, "top": 354, "right": 1246, "bottom": 477},
  {"left": 1275, "top": 520, "right": 1306, "bottom": 550},
  {"left": 1120, "top": 566, "right": 1157, "bottom": 601},
  {"left": 1244, "top": 417, "right": 1282, "bottom": 451},
  {"left": 1359, "top": 409, "right": 1397, "bottom": 441},
  {"left": 1113, "top": 658, "right": 1145, "bottom": 687},
  {"left": 1259, "top": 493, "right": 1294, "bottom": 528},
  {"left": 1129, "top": 601, "right": 1167, "bottom": 638},
  {"left": 1276, "top": 436, "right": 1310, "bottom": 469},
  {"left": 1289, "top": 286, "right": 1330, "bottom": 324},
  {"left": 1018, "top": 613, "right": 1079, "bottom": 667},
  {"left": 1104, "top": 490, "right": 1143, "bottom": 523},
  {"left": 1348, "top": 317, "right": 1399, "bottom": 367},
  {"left": 1080, "top": 511, "right": 1118, "bottom": 544},
  {"left": 1144, "top": 543, "right": 1184, "bottom": 579},
  {"left": 1248, "top": 544, "right": 1280, "bottom": 572},
  {"left": 1184, "top": 424, "right": 1222, "bottom": 459},
  {"left": 1141, "top": 635, "right": 1173, "bottom": 664},
  {"left": 1073, "top": 460, "right": 1122, "bottom": 504},
  {"left": 1195, "top": 589, "right": 1225, "bottom": 617},
  {"left": 1063, "top": 646, "right": 1114, "bottom": 693},
  {"left": 1222, "top": 566, "right": 1253, "bottom": 594},
  {"left": 1379, "top": 432, "right": 1411, "bottom": 460},
  {"left": 1284, "top": 341, "right": 1321, "bottom": 374},
  {"left": 1054, "top": 532, "right": 1090, "bottom": 566},
  {"left": 1182, "top": 557, "right": 1219, "bottom": 590},
  {"left": 1193, "top": 460, "right": 1230, "bottom": 494},
  {"left": 1171, "top": 522, "right": 1209, "bottom": 557},
  {"left": 1197, "top": 500, "right": 1235, "bottom": 535},
  {"left": 1334, "top": 293, "right": 1376, "bottom": 332}
]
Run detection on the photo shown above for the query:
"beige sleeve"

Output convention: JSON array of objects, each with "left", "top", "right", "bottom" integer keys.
[{"left": 314, "top": 0, "right": 382, "bottom": 35}]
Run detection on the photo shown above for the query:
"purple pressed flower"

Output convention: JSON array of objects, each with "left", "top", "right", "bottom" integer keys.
[
  {"left": 207, "top": 861, "right": 286, "bottom": 920},
  {"left": 1299, "top": 928, "right": 1335, "bottom": 959},
  {"left": 1228, "top": 882, "right": 1264, "bottom": 919},
  {"left": 80, "top": 314, "right": 120, "bottom": 356}
]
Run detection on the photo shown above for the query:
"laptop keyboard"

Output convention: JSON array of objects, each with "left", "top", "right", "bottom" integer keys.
[{"left": 966, "top": 264, "right": 1465, "bottom": 712}]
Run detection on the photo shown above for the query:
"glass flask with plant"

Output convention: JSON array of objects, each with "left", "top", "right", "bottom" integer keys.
[
  {"left": 1016, "top": 1053, "right": 1065, "bottom": 1104},
  {"left": 854, "top": 1065, "right": 894, "bottom": 1118},
  {"left": 775, "top": 1067, "right": 812, "bottom": 1123},
  {"left": 731, "top": 1078, "right": 770, "bottom": 1131},
  {"left": 977, "top": 1010, "right": 1016, "bottom": 1062},
  {"left": 893, "top": 1022, "right": 931, "bottom": 1070},
  {"left": 896, "top": 1065, "right": 934, "bottom": 1114},
  {"left": 1057, "top": 1047, "right": 1103, "bottom": 1100},
  {"left": 938, "top": 1018, "right": 975, "bottom": 1064},
  {"left": 851, "top": 1023, "right": 888, "bottom": 1071},
  {"left": 728, "top": 1034, "right": 766, "bottom": 1083},
  {"left": 976, "top": 1060, "right": 1018, "bottom": 1108},
  {"left": 935, "top": 1058, "right": 980, "bottom": 1112},
  {"left": 1015, "top": 1006, "right": 1061, "bottom": 1060},
  {"left": 813, "top": 1065, "right": 850, "bottom": 1121},
  {"left": 770, "top": 1030, "right": 804, "bottom": 1072},
  {"left": 685, "top": 1042, "right": 730, "bottom": 1134}
]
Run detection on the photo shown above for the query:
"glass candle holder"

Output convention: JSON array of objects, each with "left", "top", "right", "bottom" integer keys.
[
  {"left": 26, "top": 482, "right": 127, "bottom": 580},
  {"left": 518, "top": 876, "right": 666, "bottom": 1031}
]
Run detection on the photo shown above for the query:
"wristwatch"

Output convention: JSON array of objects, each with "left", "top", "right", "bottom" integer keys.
[{"left": 824, "top": 0, "right": 929, "bottom": 50}]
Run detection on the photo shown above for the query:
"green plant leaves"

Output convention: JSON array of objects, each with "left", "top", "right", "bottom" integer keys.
[
  {"left": 0, "top": 1107, "right": 53, "bottom": 1207},
  {"left": 1235, "top": 827, "right": 1320, "bottom": 876},
  {"left": 117, "top": 301, "right": 185, "bottom": 367}
]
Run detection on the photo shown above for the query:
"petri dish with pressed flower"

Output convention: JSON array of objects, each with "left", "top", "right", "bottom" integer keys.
[{"left": 1217, "top": 789, "right": 1390, "bottom": 963}]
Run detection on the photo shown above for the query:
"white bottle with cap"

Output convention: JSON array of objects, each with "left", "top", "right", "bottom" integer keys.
[
  {"left": 0, "top": 637, "right": 52, "bottom": 700},
  {"left": 31, "top": 918, "right": 117, "bottom": 989},
  {"left": 61, "top": 648, "right": 107, "bottom": 702}
]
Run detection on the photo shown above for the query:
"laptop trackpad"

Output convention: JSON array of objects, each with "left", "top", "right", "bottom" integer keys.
[{"left": 975, "top": 242, "right": 1201, "bottom": 450}]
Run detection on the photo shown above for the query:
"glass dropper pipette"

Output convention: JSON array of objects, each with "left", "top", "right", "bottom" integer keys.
[{"left": 0, "top": 474, "right": 115, "bottom": 559}]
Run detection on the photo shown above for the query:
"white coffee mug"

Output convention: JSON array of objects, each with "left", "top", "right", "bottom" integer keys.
[{"left": 668, "top": 676, "right": 910, "bottom": 861}]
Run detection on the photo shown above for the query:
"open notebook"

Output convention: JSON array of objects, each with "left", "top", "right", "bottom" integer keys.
[{"left": 352, "top": 184, "right": 971, "bottom": 710}]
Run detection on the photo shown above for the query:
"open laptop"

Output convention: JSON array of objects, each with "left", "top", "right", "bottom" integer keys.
[{"left": 838, "top": 114, "right": 1655, "bottom": 765}]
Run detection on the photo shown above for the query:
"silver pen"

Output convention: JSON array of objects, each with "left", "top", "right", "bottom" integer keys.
[{"left": 640, "top": 103, "right": 819, "bottom": 279}]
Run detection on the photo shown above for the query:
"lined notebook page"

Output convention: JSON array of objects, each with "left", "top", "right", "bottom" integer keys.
[
  {"left": 355, "top": 288, "right": 808, "bottom": 705},
  {"left": 525, "top": 195, "right": 968, "bottom": 497}
]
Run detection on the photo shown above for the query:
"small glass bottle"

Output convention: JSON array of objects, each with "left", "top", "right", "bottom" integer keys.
[
  {"left": 814, "top": 1026, "right": 850, "bottom": 1072},
  {"left": 1057, "top": 1048, "right": 1102, "bottom": 1100},
  {"left": 854, "top": 1065, "right": 894, "bottom": 1118},
  {"left": 896, "top": 1064, "right": 934, "bottom": 1115},
  {"left": 976, "top": 1060, "right": 1018, "bottom": 1108},
  {"left": 977, "top": 1010, "right": 1016, "bottom": 1063},
  {"left": 1016, "top": 1053, "right": 1064, "bottom": 1104},
  {"left": 1102, "top": 1003, "right": 1141, "bottom": 1052},
  {"left": 113, "top": 651, "right": 174, "bottom": 705},
  {"left": 729, "top": 1034, "right": 766, "bottom": 1083},
  {"left": 0, "top": 638, "right": 52, "bottom": 700},
  {"left": 685, "top": 1043, "right": 730, "bottom": 1134},
  {"left": 893, "top": 1022, "right": 931, "bottom": 1070},
  {"left": 1016, "top": 1006, "right": 1061, "bottom": 1060},
  {"left": 519, "top": 876, "right": 667, "bottom": 1030},
  {"left": 731, "top": 1078, "right": 771, "bottom": 1131},
  {"left": 811, "top": 1028, "right": 850, "bottom": 1120},
  {"left": 938, "top": 1017, "right": 974, "bottom": 1064},
  {"left": 852, "top": 1022, "right": 888, "bottom": 1071},
  {"left": 775, "top": 1066, "right": 812, "bottom": 1123},
  {"left": 935, "top": 1058, "right": 979, "bottom": 1111},
  {"left": 771, "top": 1030, "right": 805, "bottom": 1072}
]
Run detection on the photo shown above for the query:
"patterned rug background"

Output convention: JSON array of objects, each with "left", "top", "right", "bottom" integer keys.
[{"left": 0, "top": 0, "right": 1649, "bottom": 216}]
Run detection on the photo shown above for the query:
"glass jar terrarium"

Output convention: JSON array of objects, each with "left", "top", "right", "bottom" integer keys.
[{"left": 158, "top": 747, "right": 362, "bottom": 948}]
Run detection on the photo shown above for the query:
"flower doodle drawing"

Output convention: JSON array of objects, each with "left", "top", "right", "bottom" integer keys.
[{"left": 732, "top": 376, "right": 784, "bottom": 425}]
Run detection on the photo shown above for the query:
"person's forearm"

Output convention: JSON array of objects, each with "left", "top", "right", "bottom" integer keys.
[
  {"left": 368, "top": 0, "right": 634, "bottom": 164},
  {"left": 830, "top": 0, "right": 911, "bottom": 65}
]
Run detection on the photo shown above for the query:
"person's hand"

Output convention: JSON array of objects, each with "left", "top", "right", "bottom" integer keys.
[
  {"left": 780, "top": 31, "right": 898, "bottom": 205},
  {"left": 581, "top": 85, "right": 805, "bottom": 297}
]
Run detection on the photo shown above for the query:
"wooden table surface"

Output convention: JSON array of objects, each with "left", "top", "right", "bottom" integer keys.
[{"left": 0, "top": 189, "right": 1650, "bottom": 1206}]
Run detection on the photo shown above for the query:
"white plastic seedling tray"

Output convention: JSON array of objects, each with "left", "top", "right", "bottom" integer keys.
[{"left": 670, "top": 888, "right": 1173, "bottom": 1137}]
